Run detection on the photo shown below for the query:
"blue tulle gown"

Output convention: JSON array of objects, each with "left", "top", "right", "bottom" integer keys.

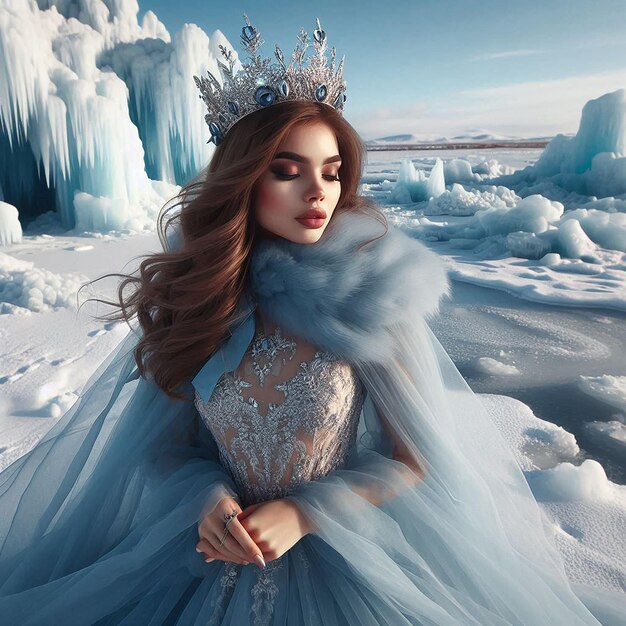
[{"left": 1, "top": 210, "right": 624, "bottom": 624}]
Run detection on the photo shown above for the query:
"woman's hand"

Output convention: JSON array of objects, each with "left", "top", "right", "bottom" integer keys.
[
  {"left": 237, "top": 498, "right": 313, "bottom": 564},
  {"left": 196, "top": 496, "right": 265, "bottom": 567}
]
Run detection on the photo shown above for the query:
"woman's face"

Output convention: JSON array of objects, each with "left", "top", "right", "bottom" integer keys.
[{"left": 253, "top": 121, "right": 342, "bottom": 244}]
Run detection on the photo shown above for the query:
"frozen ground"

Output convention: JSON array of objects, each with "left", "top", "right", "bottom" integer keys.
[
  {"left": 364, "top": 144, "right": 626, "bottom": 312},
  {"left": 431, "top": 279, "right": 626, "bottom": 485}
]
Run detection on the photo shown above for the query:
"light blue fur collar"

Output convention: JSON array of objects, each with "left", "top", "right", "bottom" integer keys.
[{"left": 247, "top": 211, "right": 450, "bottom": 365}]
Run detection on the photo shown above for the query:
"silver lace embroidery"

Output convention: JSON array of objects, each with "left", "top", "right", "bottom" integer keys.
[
  {"left": 194, "top": 321, "right": 365, "bottom": 625},
  {"left": 194, "top": 326, "right": 365, "bottom": 507},
  {"left": 207, "top": 562, "right": 240, "bottom": 626},
  {"left": 250, "top": 557, "right": 284, "bottom": 626},
  {"left": 247, "top": 326, "right": 297, "bottom": 387}
]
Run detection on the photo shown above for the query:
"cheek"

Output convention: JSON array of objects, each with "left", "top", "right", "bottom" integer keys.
[{"left": 257, "top": 179, "right": 287, "bottom": 208}]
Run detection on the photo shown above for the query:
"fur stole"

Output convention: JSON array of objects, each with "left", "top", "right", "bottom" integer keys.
[{"left": 247, "top": 210, "right": 451, "bottom": 365}]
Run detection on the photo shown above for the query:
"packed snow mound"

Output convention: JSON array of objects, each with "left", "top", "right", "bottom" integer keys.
[
  {"left": 496, "top": 89, "right": 626, "bottom": 199},
  {"left": 0, "top": 202, "right": 22, "bottom": 246},
  {"left": 0, "top": 0, "right": 222, "bottom": 230},
  {"left": 0, "top": 251, "right": 87, "bottom": 312},
  {"left": 426, "top": 183, "right": 519, "bottom": 216},
  {"left": 415, "top": 193, "right": 623, "bottom": 260},
  {"left": 526, "top": 459, "right": 618, "bottom": 504},
  {"left": 472, "top": 158, "right": 516, "bottom": 178}
]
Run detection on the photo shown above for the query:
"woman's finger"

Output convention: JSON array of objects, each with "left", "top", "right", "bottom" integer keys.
[
  {"left": 227, "top": 516, "right": 264, "bottom": 562},
  {"left": 196, "top": 496, "right": 261, "bottom": 565},
  {"left": 237, "top": 502, "right": 262, "bottom": 522},
  {"left": 206, "top": 534, "right": 250, "bottom": 565},
  {"left": 203, "top": 507, "right": 261, "bottom": 562},
  {"left": 199, "top": 517, "right": 251, "bottom": 564},
  {"left": 196, "top": 537, "right": 249, "bottom": 565}
]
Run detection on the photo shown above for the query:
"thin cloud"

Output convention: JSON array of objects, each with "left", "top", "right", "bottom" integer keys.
[
  {"left": 350, "top": 70, "right": 626, "bottom": 140},
  {"left": 469, "top": 49, "right": 543, "bottom": 62}
]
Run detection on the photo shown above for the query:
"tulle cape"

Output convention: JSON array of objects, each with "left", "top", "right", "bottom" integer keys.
[{"left": 0, "top": 210, "right": 624, "bottom": 624}]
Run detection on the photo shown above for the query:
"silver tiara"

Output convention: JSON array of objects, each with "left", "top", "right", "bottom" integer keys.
[{"left": 193, "top": 14, "right": 347, "bottom": 146}]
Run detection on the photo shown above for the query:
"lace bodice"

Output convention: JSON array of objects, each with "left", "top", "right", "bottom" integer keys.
[{"left": 194, "top": 313, "right": 366, "bottom": 508}]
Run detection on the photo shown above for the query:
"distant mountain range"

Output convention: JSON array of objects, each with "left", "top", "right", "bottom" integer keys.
[{"left": 365, "top": 131, "right": 560, "bottom": 147}]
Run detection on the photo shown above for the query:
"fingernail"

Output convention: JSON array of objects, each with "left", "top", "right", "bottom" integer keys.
[
  {"left": 204, "top": 557, "right": 215, "bottom": 563},
  {"left": 254, "top": 555, "right": 266, "bottom": 568},
  {"left": 195, "top": 547, "right": 202, "bottom": 553},
  {"left": 243, "top": 560, "right": 250, "bottom": 565}
]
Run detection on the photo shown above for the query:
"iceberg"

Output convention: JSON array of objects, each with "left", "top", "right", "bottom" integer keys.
[{"left": 496, "top": 89, "right": 626, "bottom": 199}]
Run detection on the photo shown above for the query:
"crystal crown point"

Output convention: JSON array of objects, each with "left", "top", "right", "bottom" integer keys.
[{"left": 193, "top": 14, "right": 347, "bottom": 146}]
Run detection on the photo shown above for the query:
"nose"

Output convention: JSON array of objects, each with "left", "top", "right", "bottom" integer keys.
[{"left": 304, "top": 173, "right": 325, "bottom": 203}]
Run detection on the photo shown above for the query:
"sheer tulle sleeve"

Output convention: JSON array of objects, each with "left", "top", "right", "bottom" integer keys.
[
  {"left": 0, "top": 326, "right": 240, "bottom": 622},
  {"left": 284, "top": 318, "right": 626, "bottom": 625}
]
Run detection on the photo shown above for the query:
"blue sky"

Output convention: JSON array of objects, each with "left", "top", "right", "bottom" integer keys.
[{"left": 139, "top": 0, "right": 626, "bottom": 140}]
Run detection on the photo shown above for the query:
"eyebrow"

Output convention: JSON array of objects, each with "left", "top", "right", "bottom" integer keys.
[{"left": 273, "top": 151, "right": 342, "bottom": 165}]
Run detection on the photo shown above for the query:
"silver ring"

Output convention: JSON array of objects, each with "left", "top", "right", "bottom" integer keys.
[{"left": 219, "top": 509, "right": 238, "bottom": 546}]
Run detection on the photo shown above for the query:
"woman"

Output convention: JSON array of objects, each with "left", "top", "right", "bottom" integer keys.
[{"left": 0, "top": 15, "right": 624, "bottom": 626}]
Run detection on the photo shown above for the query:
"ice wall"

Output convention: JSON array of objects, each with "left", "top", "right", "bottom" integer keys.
[
  {"left": 496, "top": 89, "right": 626, "bottom": 199},
  {"left": 0, "top": 0, "right": 227, "bottom": 230}
]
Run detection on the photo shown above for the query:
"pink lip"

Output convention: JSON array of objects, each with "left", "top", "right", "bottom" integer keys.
[
  {"left": 296, "top": 217, "right": 326, "bottom": 229},
  {"left": 297, "top": 208, "right": 327, "bottom": 219}
]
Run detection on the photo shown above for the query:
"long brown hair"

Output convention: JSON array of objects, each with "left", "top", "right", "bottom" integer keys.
[{"left": 83, "top": 100, "right": 387, "bottom": 399}]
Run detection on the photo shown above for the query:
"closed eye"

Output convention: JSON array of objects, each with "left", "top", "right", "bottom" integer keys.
[{"left": 272, "top": 170, "right": 340, "bottom": 182}]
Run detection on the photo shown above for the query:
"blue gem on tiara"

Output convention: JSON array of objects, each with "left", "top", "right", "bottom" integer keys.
[
  {"left": 228, "top": 101, "right": 240, "bottom": 115},
  {"left": 208, "top": 121, "right": 224, "bottom": 144},
  {"left": 255, "top": 86, "right": 277, "bottom": 107},
  {"left": 242, "top": 24, "right": 256, "bottom": 43},
  {"left": 278, "top": 80, "right": 290, "bottom": 97},
  {"left": 315, "top": 85, "right": 328, "bottom": 102},
  {"left": 313, "top": 27, "right": 326, "bottom": 43},
  {"left": 333, "top": 92, "right": 347, "bottom": 108}
]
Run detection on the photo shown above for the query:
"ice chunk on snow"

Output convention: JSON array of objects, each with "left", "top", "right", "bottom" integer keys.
[
  {"left": 443, "top": 158, "right": 477, "bottom": 184},
  {"left": 506, "top": 231, "right": 552, "bottom": 260},
  {"left": 476, "top": 357, "right": 520, "bottom": 375},
  {"left": 411, "top": 191, "right": 623, "bottom": 261},
  {"left": 526, "top": 459, "right": 615, "bottom": 503},
  {"left": 427, "top": 159, "right": 445, "bottom": 199},
  {"left": 426, "top": 183, "right": 514, "bottom": 216},
  {"left": 472, "top": 158, "right": 515, "bottom": 178},
  {"left": 584, "top": 419, "right": 626, "bottom": 452},
  {"left": 554, "top": 219, "right": 600, "bottom": 262},
  {"left": 391, "top": 158, "right": 445, "bottom": 202},
  {"left": 567, "top": 89, "right": 626, "bottom": 172},
  {"left": 0, "top": 202, "right": 22, "bottom": 246},
  {"left": 477, "top": 194, "right": 564, "bottom": 236},
  {"left": 578, "top": 375, "right": 626, "bottom": 412},
  {"left": 558, "top": 209, "right": 626, "bottom": 253},
  {"left": 539, "top": 252, "right": 562, "bottom": 266}
]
